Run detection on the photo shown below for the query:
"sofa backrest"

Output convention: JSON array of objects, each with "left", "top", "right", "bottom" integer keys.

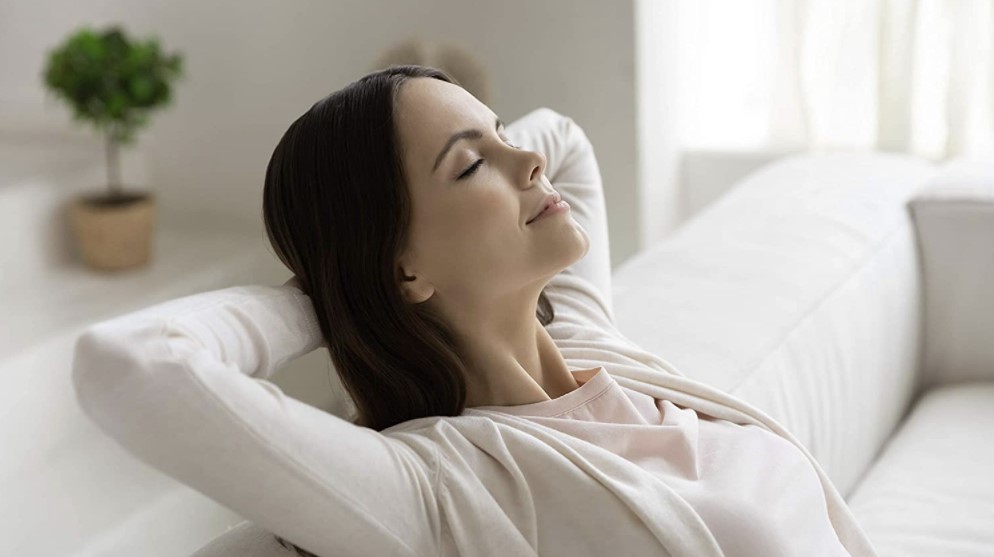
[
  {"left": 908, "top": 157, "right": 994, "bottom": 390},
  {"left": 611, "top": 152, "right": 939, "bottom": 497}
]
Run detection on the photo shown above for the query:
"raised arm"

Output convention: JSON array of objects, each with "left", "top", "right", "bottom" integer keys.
[
  {"left": 71, "top": 284, "right": 440, "bottom": 557},
  {"left": 505, "top": 107, "right": 616, "bottom": 331}
]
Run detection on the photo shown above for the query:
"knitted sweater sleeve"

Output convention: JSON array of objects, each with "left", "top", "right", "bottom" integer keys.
[{"left": 71, "top": 284, "right": 441, "bottom": 557}]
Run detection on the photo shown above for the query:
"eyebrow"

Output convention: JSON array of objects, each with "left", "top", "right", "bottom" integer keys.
[{"left": 432, "top": 116, "right": 504, "bottom": 174}]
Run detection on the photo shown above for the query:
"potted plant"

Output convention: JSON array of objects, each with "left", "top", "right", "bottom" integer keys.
[{"left": 42, "top": 25, "right": 184, "bottom": 270}]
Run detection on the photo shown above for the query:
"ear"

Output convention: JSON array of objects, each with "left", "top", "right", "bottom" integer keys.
[{"left": 398, "top": 264, "right": 435, "bottom": 304}]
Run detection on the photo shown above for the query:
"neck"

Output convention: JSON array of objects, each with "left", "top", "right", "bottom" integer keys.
[
  {"left": 461, "top": 318, "right": 580, "bottom": 408},
  {"left": 430, "top": 287, "right": 580, "bottom": 408}
]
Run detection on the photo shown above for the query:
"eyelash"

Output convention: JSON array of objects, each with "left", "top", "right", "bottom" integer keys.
[{"left": 457, "top": 137, "right": 521, "bottom": 180}]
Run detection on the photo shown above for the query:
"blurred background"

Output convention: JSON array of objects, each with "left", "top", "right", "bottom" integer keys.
[{"left": 1, "top": 0, "right": 991, "bottom": 555}]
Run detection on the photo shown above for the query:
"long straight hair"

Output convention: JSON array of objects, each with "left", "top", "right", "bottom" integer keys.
[{"left": 263, "top": 65, "right": 555, "bottom": 435}]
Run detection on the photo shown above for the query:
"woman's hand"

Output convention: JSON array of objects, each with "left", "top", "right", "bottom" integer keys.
[
  {"left": 283, "top": 275, "right": 303, "bottom": 290},
  {"left": 282, "top": 276, "right": 328, "bottom": 349}
]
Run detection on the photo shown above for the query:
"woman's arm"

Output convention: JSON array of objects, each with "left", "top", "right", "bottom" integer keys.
[
  {"left": 506, "top": 107, "right": 616, "bottom": 331},
  {"left": 71, "top": 285, "right": 440, "bottom": 557}
]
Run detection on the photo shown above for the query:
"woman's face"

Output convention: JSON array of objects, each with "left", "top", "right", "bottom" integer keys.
[{"left": 393, "top": 77, "right": 588, "bottom": 309}]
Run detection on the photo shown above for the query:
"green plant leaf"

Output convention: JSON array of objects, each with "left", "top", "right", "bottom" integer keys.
[{"left": 40, "top": 24, "right": 185, "bottom": 143}]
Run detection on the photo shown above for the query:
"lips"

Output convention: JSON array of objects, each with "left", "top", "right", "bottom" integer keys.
[{"left": 526, "top": 192, "right": 562, "bottom": 225}]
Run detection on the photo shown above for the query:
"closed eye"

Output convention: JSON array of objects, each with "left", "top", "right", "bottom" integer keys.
[
  {"left": 458, "top": 159, "right": 484, "bottom": 180},
  {"left": 457, "top": 136, "right": 521, "bottom": 180}
]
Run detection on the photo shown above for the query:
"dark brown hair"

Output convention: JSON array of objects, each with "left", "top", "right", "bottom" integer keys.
[{"left": 263, "top": 64, "right": 554, "bottom": 432}]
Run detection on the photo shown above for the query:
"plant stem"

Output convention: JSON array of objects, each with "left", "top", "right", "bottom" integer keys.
[{"left": 106, "top": 125, "right": 122, "bottom": 197}]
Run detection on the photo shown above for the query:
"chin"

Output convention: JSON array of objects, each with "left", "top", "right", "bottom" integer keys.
[
  {"left": 572, "top": 226, "right": 591, "bottom": 261},
  {"left": 536, "top": 226, "right": 589, "bottom": 278},
  {"left": 553, "top": 240, "right": 588, "bottom": 275}
]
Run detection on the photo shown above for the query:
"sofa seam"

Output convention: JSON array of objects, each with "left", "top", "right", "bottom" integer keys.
[{"left": 909, "top": 199, "right": 994, "bottom": 209}]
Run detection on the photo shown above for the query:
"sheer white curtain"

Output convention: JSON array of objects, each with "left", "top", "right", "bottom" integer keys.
[{"left": 676, "top": 0, "right": 994, "bottom": 161}]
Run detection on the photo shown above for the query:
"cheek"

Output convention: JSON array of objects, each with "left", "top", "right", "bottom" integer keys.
[
  {"left": 435, "top": 194, "right": 519, "bottom": 263},
  {"left": 445, "top": 190, "right": 512, "bottom": 230}
]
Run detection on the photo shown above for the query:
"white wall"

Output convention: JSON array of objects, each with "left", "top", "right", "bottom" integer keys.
[{"left": 0, "top": 0, "right": 640, "bottom": 269}]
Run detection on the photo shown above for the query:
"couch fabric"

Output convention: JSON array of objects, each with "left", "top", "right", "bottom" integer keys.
[{"left": 191, "top": 153, "right": 994, "bottom": 556}]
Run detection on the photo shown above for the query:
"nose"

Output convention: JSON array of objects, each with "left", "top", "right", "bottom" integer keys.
[{"left": 523, "top": 148, "right": 547, "bottom": 189}]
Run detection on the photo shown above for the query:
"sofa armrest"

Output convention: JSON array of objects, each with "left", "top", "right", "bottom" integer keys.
[{"left": 909, "top": 157, "right": 994, "bottom": 390}]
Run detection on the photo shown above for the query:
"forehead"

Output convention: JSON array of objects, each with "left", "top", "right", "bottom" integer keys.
[{"left": 395, "top": 78, "right": 493, "bottom": 175}]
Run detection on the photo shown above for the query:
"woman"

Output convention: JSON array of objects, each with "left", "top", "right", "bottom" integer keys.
[{"left": 71, "top": 65, "right": 876, "bottom": 557}]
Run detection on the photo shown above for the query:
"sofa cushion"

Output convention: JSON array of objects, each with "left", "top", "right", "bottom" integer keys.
[{"left": 846, "top": 382, "right": 994, "bottom": 556}]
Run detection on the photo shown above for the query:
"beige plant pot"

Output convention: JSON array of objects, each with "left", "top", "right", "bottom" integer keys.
[{"left": 68, "top": 190, "right": 156, "bottom": 271}]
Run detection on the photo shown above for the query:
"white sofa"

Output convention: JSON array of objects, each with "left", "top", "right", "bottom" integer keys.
[{"left": 190, "top": 150, "right": 994, "bottom": 556}]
